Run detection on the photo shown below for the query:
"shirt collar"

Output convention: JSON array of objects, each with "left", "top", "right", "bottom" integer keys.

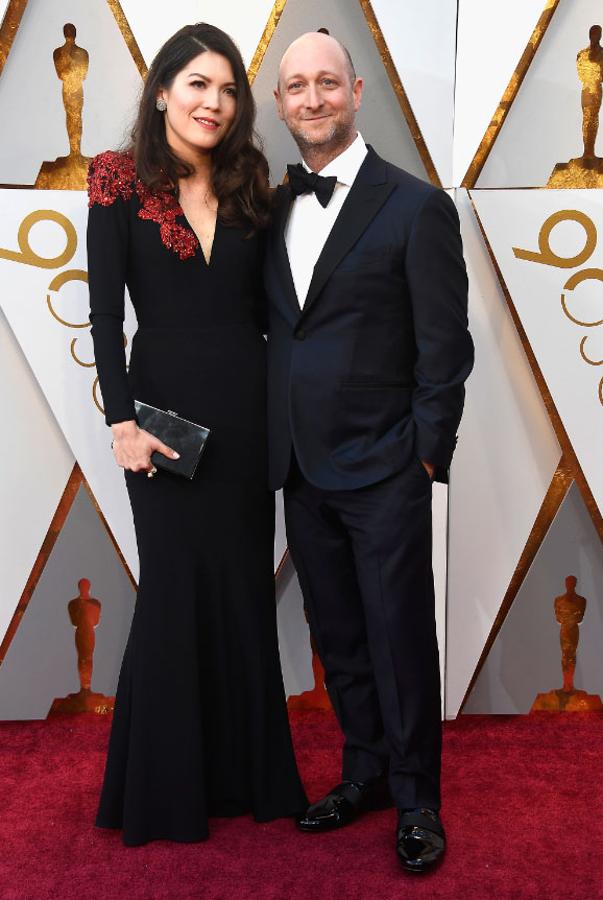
[{"left": 302, "top": 132, "right": 368, "bottom": 186}]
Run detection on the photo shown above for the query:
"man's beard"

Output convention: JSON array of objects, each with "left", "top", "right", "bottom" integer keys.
[{"left": 288, "top": 116, "right": 354, "bottom": 155}]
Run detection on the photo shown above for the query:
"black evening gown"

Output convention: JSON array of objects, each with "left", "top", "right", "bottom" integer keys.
[{"left": 86, "top": 151, "right": 306, "bottom": 846}]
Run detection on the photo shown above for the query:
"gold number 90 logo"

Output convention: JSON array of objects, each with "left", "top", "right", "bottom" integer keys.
[
  {"left": 513, "top": 209, "right": 603, "bottom": 406},
  {"left": 0, "top": 209, "right": 127, "bottom": 415}
]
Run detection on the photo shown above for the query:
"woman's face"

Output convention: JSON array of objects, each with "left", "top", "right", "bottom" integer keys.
[{"left": 158, "top": 51, "right": 237, "bottom": 160}]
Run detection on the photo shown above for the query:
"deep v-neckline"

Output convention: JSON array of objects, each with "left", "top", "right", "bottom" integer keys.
[
  {"left": 177, "top": 199, "right": 219, "bottom": 268},
  {"left": 184, "top": 213, "right": 219, "bottom": 267}
]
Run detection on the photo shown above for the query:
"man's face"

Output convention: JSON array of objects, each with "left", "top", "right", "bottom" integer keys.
[{"left": 275, "top": 34, "right": 363, "bottom": 154}]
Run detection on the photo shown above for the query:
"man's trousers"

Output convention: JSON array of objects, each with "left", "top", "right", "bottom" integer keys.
[{"left": 284, "top": 454, "right": 442, "bottom": 810}]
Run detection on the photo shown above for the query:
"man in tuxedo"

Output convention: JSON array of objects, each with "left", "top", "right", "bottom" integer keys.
[{"left": 265, "top": 31, "right": 473, "bottom": 873}]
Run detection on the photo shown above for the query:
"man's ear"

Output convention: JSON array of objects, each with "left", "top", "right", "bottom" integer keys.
[
  {"left": 274, "top": 86, "right": 285, "bottom": 121},
  {"left": 352, "top": 77, "right": 364, "bottom": 112}
]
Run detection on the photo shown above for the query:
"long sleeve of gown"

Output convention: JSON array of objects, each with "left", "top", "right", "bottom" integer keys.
[{"left": 87, "top": 152, "right": 137, "bottom": 426}]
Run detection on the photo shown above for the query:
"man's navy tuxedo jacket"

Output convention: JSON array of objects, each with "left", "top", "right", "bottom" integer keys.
[{"left": 264, "top": 146, "right": 474, "bottom": 491}]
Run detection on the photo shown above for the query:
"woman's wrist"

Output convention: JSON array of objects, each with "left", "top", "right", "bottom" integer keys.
[{"left": 111, "top": 420, "right": 138, "bottom": 439}]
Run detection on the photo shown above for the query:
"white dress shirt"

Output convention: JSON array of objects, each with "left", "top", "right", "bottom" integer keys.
[{"left": 285, "top": 133, "right": 368, "bottom": 308}]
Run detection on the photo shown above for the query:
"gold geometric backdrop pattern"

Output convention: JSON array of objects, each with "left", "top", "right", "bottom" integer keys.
[
  {"left": 0, "top": 0, "right": 441, "bottom": 699},
  {"left": 0, "top": 0, "right": 601, "bottom": 718},
  {"left": 459, "top": 0, "right": 603, "bottom": 711}
]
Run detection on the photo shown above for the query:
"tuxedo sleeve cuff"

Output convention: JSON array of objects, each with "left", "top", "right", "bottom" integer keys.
[{"left": 414, "top": 424, "right": 457, "bottom": 473}]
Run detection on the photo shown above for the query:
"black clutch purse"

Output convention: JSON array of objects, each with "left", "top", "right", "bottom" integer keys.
[{"left": 134, "top": 400, "right": 210, "bottom": 480}]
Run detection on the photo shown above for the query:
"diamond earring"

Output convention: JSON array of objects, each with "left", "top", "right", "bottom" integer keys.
[{"left": 156, "top": 98, "right": 167, "bottom": 112}]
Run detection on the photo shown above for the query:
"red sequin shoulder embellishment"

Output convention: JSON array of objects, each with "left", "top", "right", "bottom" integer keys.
[
  {"left": 87, "top": 151, "right": 136, "bottom": 207},
  {"left": 136, "top": 181, "right": 198, "bottom": 261},
  {"left": 87, "top": 151, "right": 199, "bottom": 261}
]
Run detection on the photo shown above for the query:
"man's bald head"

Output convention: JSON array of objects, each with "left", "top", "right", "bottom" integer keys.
[{"left": 278, "top": 31, "right": 356, "bottom": 90}]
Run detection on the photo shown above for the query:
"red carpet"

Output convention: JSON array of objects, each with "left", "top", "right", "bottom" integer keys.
[{"left": 0, "top": 710, "right": 602, "bottom": 899}]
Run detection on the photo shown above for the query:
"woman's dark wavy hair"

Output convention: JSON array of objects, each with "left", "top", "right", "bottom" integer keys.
[{"left": 130, "top": 23, "right": 270, "bottom": 231}]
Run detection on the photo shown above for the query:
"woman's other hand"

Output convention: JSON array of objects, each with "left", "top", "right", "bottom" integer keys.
[{"left": 110, "top": 420, "right": 179, "bottom": 473}]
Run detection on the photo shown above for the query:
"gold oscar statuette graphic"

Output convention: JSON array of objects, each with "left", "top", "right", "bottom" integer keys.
[
  {"left": 49, "top": 578, "right": 115, "bottom": 715},
  {"left": 548, "top": 24, "right": 603, "bottom": 187},
  {"left": 35, "top": 23, "right": 90, "bottom": 190},
  {"left": 531, "top": 576, "right": 603, "bottom": 711}
]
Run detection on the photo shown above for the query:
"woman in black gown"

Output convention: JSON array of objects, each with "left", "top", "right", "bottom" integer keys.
[{"left": 87, "top": 23, "right": 306, "bottom": 846}]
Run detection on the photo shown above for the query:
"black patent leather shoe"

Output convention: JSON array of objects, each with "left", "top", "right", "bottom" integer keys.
[
  {"left": 396, "top": 808, "right": 445, "bottom": 874},
  {"left": 296, "top": 778, "right": 390, "bottom": 832}
]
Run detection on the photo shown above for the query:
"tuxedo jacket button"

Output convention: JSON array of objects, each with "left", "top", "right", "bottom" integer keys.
[{"left": 295, "top": 329, "right": 306, "bottom": 340}]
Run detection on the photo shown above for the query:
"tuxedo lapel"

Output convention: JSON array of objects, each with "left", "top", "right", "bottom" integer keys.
[
  {"left": 271, "top": 185, "right": 300, "bottom": 316},
  {"left": 302, "top": 147, "right": 395, "bottom": 315}
]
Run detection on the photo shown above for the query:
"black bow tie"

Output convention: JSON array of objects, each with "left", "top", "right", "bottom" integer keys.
[{"left": 286, "top": 163, "right": 338, "bottom": 208}]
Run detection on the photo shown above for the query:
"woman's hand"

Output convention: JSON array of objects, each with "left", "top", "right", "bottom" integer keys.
[{"left": 110, "top": 420, "right": 179, "bottom": 473}]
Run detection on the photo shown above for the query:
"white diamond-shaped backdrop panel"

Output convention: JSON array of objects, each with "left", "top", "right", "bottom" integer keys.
[
  {"left": 370, "top": 0, "right": 456, "bottom": 185},
  {"left": 473, "top": 189, "right": 603, "bottom": 515},
  {"left": 463, "top": 482, "right": 603, "bottom": 713},
  {"left": 0, "top": 190, "right": 139, "bottom": 578},
  {"left": 446, "top": 191, "right": 561, "bottom": 717},
  {"left": 433, "top": 483, "right": 448, "bottom": 715},
  {"left": 119, "top": 0, "right": 277, "bottom": 70},
  {"left": 477, "top": 0, "right": 603, "bottom": 187},
  {"left": 0, "top": 484, "right": 135, "bottom": 721},
  {"left": 0, "top": 309, "right": 75, "bottom": 644},
  {"left": 454, "top": 0, "right": 548, "bottom": 185},
  {"left": 0, "top": 0, "right": 143, "bottom": 184},
  {"left": 275, "top": 489, "right": 286, "bottom": 573},
  {"left": 275, "top": 555, "right": 313, "bottom": 699}
]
